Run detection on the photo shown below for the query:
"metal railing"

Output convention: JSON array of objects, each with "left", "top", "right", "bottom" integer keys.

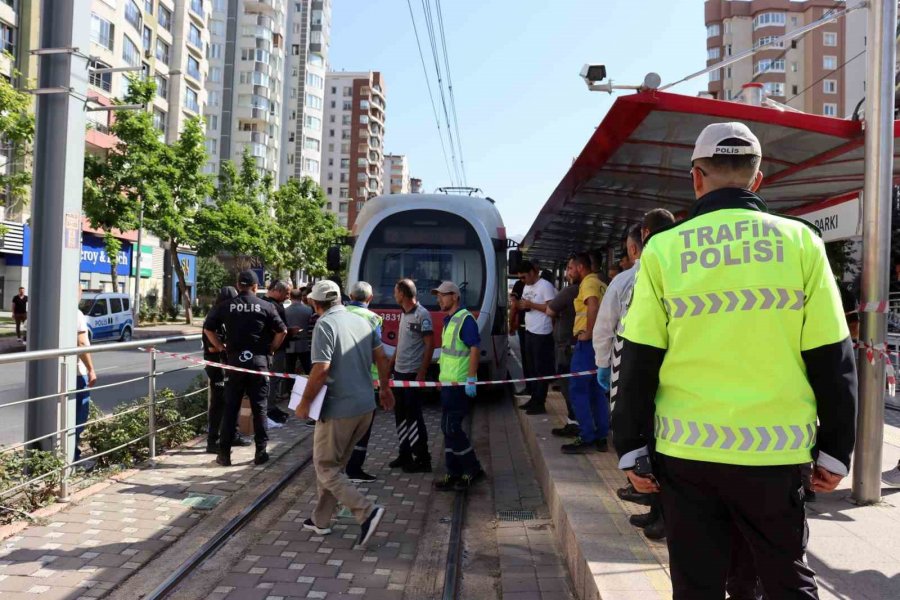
[{"left": 0, "top": 334, "right": 206, "bottom": 504}]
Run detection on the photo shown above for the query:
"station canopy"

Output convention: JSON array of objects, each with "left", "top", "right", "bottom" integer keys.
[{"left": 522, "top": 90, "right": 898, "bottom": 263}]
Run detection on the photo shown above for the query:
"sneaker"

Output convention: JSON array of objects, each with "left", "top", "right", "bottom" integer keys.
[
  {"left": 561, "top": 437, "right": 596, "bottom": 454},
  {"left": 454, "top": 469, "right": 486, "bottom": 491},
  {"left": 434, "top": 475, "right": 460, "bottom": 491},
  {"left": 551, "top": 424, "right": 580, "bottom": 438},
  {"left": 216, "top": 454, "right": 232, "bottom": 467},
  {"left": 233, "top": 435, "right": 252, "bottom": 447},
  {"left": 205, "top": 442, "right": 219, "bottom": 454},
  {"left": 402, "top": 460, "right": 433, "bottom": 474},
  {"left": 617, "top": 484, "right": 652, "bottom": 506},
  {"left": 629, "top": 511, "right": 657, "bottom": 529},
  {"left": 302, "top": 518, "right": 332, "bottom": 535},
  {"left": 525, "top": 406, "right": 547, "bottom": 415},
  {"left": 358, "top": 505, "right": 385, "bottom": 546},
  {"left": 388, "top": 455, "right": 413, "bottom": 469},
  {"left": 643, "top": 516, "right": 666, "bottom": 540},
  {"left": 595, "top": 438, "right": 609, "bottom": 452},
  {"left": 254, "top": 449, "right": 269, "bottom": 465},
  {"left": 268, "top": 408, "right": 290, "bottom": 423},
  {"left": 347, "top": 471, "right": 377, "bottom": 483},
  {"left": 266, "top": 417, "right": 285, "bottom": 430}
]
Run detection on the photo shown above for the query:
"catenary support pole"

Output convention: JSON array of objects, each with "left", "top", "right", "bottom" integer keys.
[
  {"left": 26, "top": 0, "right": 90, "bottom": 454},
  {"left": 852, "top": 0, "right": 896, "bottom": 505}
]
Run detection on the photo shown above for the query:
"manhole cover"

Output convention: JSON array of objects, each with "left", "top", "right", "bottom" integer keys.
[
  {"left": 181, "top": 493, "right": 224, "bottom": 511},
  {"left": 497, "top": 510, "right": 536, "bottom": 522}
]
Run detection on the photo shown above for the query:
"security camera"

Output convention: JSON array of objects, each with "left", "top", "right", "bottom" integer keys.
[{"left": 580, "top": 63, "right": 607, "bottom": 86}]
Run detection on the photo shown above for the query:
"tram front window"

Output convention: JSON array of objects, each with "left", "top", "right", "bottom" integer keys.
[{"left": 360, "top": 210, "right": 485, "bottom": 311}]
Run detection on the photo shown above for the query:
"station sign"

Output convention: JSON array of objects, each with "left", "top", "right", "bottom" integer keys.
[{"left": 792, "top": 195, "right": 861, "bottom": 242}]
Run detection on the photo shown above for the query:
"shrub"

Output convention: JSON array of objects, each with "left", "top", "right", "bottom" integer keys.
[{"left": 0, "top": 447, "right": 65, "bottom": 521}]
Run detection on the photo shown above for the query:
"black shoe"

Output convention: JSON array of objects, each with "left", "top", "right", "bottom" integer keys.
[
  {"left": 267, "top": 408, "right": 289, "bottom": 424},
  {"left": 595, "top": 439, "right": 609, "bottom": 452},
  {"left": 561, "top": 437, "right": 596, "bottom": 454},
  {"left": 617, "top": 484, "right": 652, "bottom": 506},
  {"left": 643, "top": 516, "right": 666, "bottom": 540},
  {"left": 629, "top": 511, "right": 657, "bottom": 529},
  {"left": 305, "top": 419, "right": 316, "bottom": 427},
  {"left": 454, "top": 469, "right": 486, "bottom": 491},
  {"left": 233, "top": 435, "right": 252, "bottom": 447},
  {"left": 358, "top": 505, "right": 385, "bottom": 546},
  {"left": 205, "top": 442, "right": 220, "bottom": 454},
  {"left": 434, "top": 475, "right": 460, "bottom": 491},
  {"left": 525, "top": 406, "right": 547, "bottom": 415},
  {"left": 302, "top": 518, "right": 332, "bottom": 535},
  {"left": 389, "top": 455, "right": 413, "bottom": 469},
  {"left": 216, "top": 454, "right": 232, "bottom": 467},
  {"left": 551, "top": 424, "right": 580, "bottom": 438},
  {"left": 347, "top": 471, "right": 377, "bottom": 483},
  {"left": 254, "top": 448, "right": 269, "bottom": 465},
  {"left": 402, "top": 460, "right": 433, "bottom": 474}
]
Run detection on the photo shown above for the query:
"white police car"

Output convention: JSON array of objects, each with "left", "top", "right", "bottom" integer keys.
[{"left": 78, "top": 292, "right": 135, "bottom": 342}]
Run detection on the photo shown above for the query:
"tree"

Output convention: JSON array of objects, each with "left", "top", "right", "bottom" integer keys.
[
  {"left": 268, "top": 177, "right": 347, "bottom": 278},
  {"left": 0, "top": 62, "right": 36, "bottom": 212},
  {"left": 82, "top": 77, "right": 163, "bottom": 291},
  {"left": 197, "top": 256, "right": 231, "bottom": 300}
]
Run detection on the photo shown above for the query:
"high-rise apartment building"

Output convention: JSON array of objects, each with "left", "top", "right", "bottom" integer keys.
[
  {"left": 205, "top": 0, "right": 286, "bottom": 179},
  {"left": 320, "top": 71, "right": 385, "bottom": 229},
  {"left": 383, "top": 154, "right": 409, "bottom": 195},
  {"left": 279, "top": 0, "right": 330, "bottom": 185},
  {"left": 704, "top": 0, "right": 851, "bottom": 116}
]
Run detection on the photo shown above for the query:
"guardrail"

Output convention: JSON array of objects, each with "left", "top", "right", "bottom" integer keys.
[{"left": 0, "top": 334, "right": 206, "bottom": 504}]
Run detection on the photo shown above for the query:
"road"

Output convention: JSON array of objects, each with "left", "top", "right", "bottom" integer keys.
[{"left": 0, "top": 340, "right": 204, "bottom": 447}]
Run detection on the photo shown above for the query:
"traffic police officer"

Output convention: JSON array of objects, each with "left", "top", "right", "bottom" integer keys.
[
  {"left": 203, "top": 270, "right": 287, "bottom": 467},
  {"left": 613, "top": 123, "right": 857, "bottom": 599}
]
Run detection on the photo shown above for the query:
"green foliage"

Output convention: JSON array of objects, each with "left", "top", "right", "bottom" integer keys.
[
  {"left": 197, "top": 257, "right": 230, "bottom": 300},
  {"left": 0, "top": 62, "right": 36, "bottom": 206},
  {"left": 825, "top": 240, "right": 859, "bottom": 283},
  {"left": 0, "top": 448, "right": 64, "bottom": 520}
]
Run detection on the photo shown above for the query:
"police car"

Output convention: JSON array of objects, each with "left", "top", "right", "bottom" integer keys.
[{"left": 78, "top": 292, "right": 135, "bottom": 342}]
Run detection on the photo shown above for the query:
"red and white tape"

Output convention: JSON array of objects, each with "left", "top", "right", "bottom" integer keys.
[
  {"left": 140, "top": 347, "right": 598, "bottom": 388},
  {"left": 858, "top": 301, "right": 890, "bottom": 314},
  {"left": 854, "top": 341, "right": 896, "bottom": 397}
]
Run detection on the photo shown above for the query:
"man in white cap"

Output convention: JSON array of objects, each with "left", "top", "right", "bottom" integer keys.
[
  {"left": 431, "top": 281, "right": 485, "bottom": 491},
  {"left": 612, "top": 122, "right": 857, "bottom": 598},
  {"left": 294, "top": 279, "right": 394, "bottom": 547}
]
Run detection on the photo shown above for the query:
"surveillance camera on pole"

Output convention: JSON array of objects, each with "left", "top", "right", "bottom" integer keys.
[{"left": 581, "top": 64, "right": 661, "bottom": 94}]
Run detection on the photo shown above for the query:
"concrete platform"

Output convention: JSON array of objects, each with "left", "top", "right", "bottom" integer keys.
[{"left": 516, "top": 392, "right": 900, "bottom": 600}]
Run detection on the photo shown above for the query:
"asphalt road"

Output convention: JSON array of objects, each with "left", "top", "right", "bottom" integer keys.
[{"left": 0, "top": 341, "right": 205, "bottom": 447}]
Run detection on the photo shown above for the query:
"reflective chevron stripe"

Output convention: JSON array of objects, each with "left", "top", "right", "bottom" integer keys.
[
  {"left": 663, "top": 288, "right": 804, "bottom": 318},
  {"left": 654, "top": 417, "right": 816, "bottom": 452}
]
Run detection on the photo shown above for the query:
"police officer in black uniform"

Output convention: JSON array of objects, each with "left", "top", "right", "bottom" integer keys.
[
  {"left": 203, "top": 270, "right": 287, "bottom": 467},
  {"left": 202, "top": 286, "right": 252, "bottom": 453}
]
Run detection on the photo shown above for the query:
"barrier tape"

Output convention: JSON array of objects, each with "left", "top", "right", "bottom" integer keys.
[
  {"left": 858, "top": 301, "right": 891, "bottom": 314},
  {"left": 139, "top": 347, "right": 598, "bottom": 388},
  {"left": 854, "top": 341, "right": 896, "bottom": 397}
]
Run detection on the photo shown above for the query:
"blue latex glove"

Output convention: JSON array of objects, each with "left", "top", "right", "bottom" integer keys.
[
  {"left": 596, "top": 367, "right": 611, "bottom": 392},
  {"left": 465, "top": 377, "right": 477, "bottom": 398}
]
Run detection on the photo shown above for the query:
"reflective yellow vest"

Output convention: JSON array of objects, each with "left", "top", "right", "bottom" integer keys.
[
  {"left": 439, "top": 309, "right": 473, "bottom": 383},
  {"left": 620, "top": 203, "right": 848, "bottom": 466},
  {"left": 346, "top": 304, "right": 383, "bottom": 380}
]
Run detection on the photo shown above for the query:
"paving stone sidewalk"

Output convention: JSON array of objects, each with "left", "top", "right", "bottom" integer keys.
[{"left": 0, "top": 416, "right": 312, "bottom": 600}]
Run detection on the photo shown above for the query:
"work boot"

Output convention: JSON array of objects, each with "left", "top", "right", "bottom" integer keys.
[
  {"left": 454, "top": 469, "right": 486, "bottom": 491},
  {"left": 551, "top": 423, "right": 580, "bottom": 437},
  {"left": 267, "top": 407, "right": 289, "bottom": 424},
  {"left": 216, "top": 453, "right": 232, "bottom": 467},
  {"left": 254, "top": 447, "right": 269, "bottom": 465},
  {"left": 347, "top": 470, "right": 377, "bottom": 483},
  {"left": 643, "top": 515, "right": 666, "bottom": 540},
  {"left": 402, "top": 458, "right": 433, "bottom": 474},
  {"left": 617, "top": 484, "right": 652, "bottom": 506},
  {"left": 561, "top": 437, "right": 596, "bottom": 454},
  {"left": 434, "top": 475, "right": 460, "bottom": 491},
  {"left": 389, "top": 455, "right": 413, "bottom": 469},
  {"left": 629, "top": 511, "right": 657, "bottom": 528}
]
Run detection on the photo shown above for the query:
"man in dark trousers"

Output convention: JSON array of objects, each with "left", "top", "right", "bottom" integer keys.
[
  {"left": 614, "top": 123, "right": 856, "bottom": 599},
  {"left": 203, "top": 270, "right": 286, "bottom": 467},
  {"left": 263, "top": 280, "right": 296, "bottom": 423},
  {"left": 12, "top": 287, "right": 27, "bottom": 342}
]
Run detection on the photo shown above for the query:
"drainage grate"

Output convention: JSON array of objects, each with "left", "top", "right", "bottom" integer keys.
[{"left": 497, "top": 509, "right": 536, "bottom": 522}]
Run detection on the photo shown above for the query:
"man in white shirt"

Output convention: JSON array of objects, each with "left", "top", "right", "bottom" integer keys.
[
  {"left": 516, "top": 261, "right": 557, "bottom": 415},
  {"left": 75, "top": 298, "right": 98, "bottom": 462}
]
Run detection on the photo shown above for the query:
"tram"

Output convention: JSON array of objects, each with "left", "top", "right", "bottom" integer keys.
[{"left": 345, "top": 190, "right": 510, "bottom": 383}]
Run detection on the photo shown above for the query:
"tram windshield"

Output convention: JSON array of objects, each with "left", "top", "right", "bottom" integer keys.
[{"left": 359, "top": 209, "right": 485, "bottom": 311}]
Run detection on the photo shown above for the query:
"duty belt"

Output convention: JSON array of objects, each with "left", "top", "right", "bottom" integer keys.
[
  {"left": 663, "top": 287, "right": 805, "bottom": 319},
  {"left": 654, "top": 417, "right": 816, "bottom": 452}
]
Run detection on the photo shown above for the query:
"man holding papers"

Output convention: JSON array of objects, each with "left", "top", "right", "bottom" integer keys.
[{"left": 294, "top": 280, "right": 395, "bottom": 547}]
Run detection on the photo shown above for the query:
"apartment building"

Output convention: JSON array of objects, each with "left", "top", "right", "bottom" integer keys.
[
  {"left": 320, "top": 71, "right": 385, "bottom": 229},
  {"left": 279, "top": 0, "right": 330, "bottom": 185},
  {"left": 383, "top": 154, "right": 409, "bottom": 195},
  {"left": 704, "top": 0, "right": 850, "bottom": 116},
  {"left": 205, "top": 0, "right": 286, "bottom": 179}
]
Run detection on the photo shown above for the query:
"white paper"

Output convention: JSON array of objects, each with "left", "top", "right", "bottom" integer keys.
[{"left": 288, "top": 376, "right": 327, "bottom": 420}]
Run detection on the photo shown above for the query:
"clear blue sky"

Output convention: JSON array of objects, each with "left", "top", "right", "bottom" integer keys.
[{"left": 328, "top": 0, "right": 708, "bottom": 238}]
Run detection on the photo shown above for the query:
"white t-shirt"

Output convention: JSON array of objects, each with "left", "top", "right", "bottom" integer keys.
[
  {"left": 522, "top": 278, "right": 556, "bottom": 335},
  {"left": 76, "top": 310, "right": 90, "bottom": 376}
]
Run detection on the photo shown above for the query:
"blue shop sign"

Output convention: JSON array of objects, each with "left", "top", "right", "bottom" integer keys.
[
  {"left": 172, "top": 252, "right": 198, "bottom": 305},
  {"left": 80, "top": 234, "right": 132, "bottom": 276}
]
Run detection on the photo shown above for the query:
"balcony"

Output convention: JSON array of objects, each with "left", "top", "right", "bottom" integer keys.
[{"left": 189, "top": 0, "right": 205, "bottom": 23}]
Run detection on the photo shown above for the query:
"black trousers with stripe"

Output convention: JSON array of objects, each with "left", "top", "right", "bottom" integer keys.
[
  {"left": 657, "top": 454, "right": 817, "bottom": 600},
  {"left": 392, "top": 371, "right": 431, "bottom": 463}
]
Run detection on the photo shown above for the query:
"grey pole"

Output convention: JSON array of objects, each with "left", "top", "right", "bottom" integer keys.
[
  {"left": 134, "top": 204, "right": 144, "bottom": 319},
  {"left": 26, "top": 0, "right": 90, "bottom": 452},
  {"left": 852, "top": 0, "right": 897, "bottom": 505}
]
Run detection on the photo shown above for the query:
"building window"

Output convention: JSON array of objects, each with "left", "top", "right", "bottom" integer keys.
[
  {"left": 342, "top": 101, "right": 352, "bottom": 111},
  {"left": 725, "top": 44, "right": 732, "bottom": 57},
  {"left": 158, "top": 5, "right": 172, "bottom": 32},
  {"left": 341, "top": 143, "right": 350, "bottom": 153},
  {"left": 152, "top": 108, "right": 166, "bottom": 135},
  {"left": 187, "top": 55, "right": 201, "bottom": 80},
  {"left": 823, "top": 32, "right": 837, "bottom": 47},
  {"left": 792, "top": 85, "right": 798, "bottom": 95},
  {"left": 342, "top": 114, "right": 351, "bottom": 125},
  {"left": 306, "top": 72, "right": 323, "bottom": 89},
  {"left": 304, "top": 115, "right": 322, "bottom": 131},
  {"left": 292, "top": 44, "right": 300, "bottom": 55},
  {"left": 339, "top": 187, "right": 349, "bottom": 199},
  {"left": 725, "top": 66, "right": 732, "bottom": 79},
  {"left": 304, "top": 137, "right": 320, "bottom": 151},
  {"left": 754, "top": 59, "right": 785, "bottom": 75},
  {"left": 706, "top": 24, "right": 720, "bottom": 38},
  {"left": 340, "top": 158, "right": 350, "bottom": 169},
  {"left": 142, "top": 26, "right": 152, "bottom": 50},
  {"left": 122, "top": 35, "right": 141, "bottom": 67},
  {"left": 188, "top": 24, "right": 202, "bottom": 49},
  {"left": 708, "top": 69, "right": 720, "bottom": 82},
  {"left": 155, "top": 39, "right": 170, "bottom": 65},
  {"left": 823, "top": 79, "right": 837, "bottom": 94},
  {"left": 823, "top": 55, "right": 837, "bottom": 70},
  {"left": 763, "top": 82, "right": 785, "bottom": 97},
  {"left": 209, "top": 90, "right": 220, "bottom": 106},
  {"left": 754, "top": 36, "right": 784, "bottom": 49},
  {"left": 209, "top": 43, "right": 223, "bottom": 59},
  {"left": 707, "top": 47, "right": 720, "bottom": 61},
  {"left": 753, "top": 12, "right": 786, "bottom": 30},
  {"left": 184, "top": 88, "right": 200, "bottom": 112},
  {"left": 205, "top": 139, "right": 217, "bottom": 156},
  {"left": 791, "top": 62, "right": 798, "bottom": 73},
  {"left": 145, "top": 0, "right": 154, "bottom": 14},
  {"left": 304, "top": 158, "right": 319, "bottom": 173},
  {"left": 88, "top": 59, "right": 113, "bottom": 92},
  {"left": 125, "top": 0, "right": 142, "bottom": 32},
  {"left": 310, "top": 31, "right": 322, "bottom": 44},
  {"left": 90, "top": 14, "right": 115, "bottom": 51},
  {"left": 306, "top": 93, "right": 323, "bottom": 110},
  {"left": 823, "top": 103, "right": 838, "bottom": 117},
  {"left": 210, "top": 19, "right": 225, "bottom": 36},
  {"left": 343, "top": 86, "right": 353, "bottom": 97},
  {"left": 154, "top": 73, "right": 168, "bottom": 99},
  {"left": 190, "top": 0, "right": 203, "bottom": 16},
  {"left": 210, "top": 67, "right": 222, "bottom": 83},
  {"left": 341, "top": 129, "right": 351, "bottom": 140},
  {"left": 207, "top": 115, "right": 218, "bottom": 131},
  {"left": 309, "top": 53, "right": 323, "bottom": 66}
]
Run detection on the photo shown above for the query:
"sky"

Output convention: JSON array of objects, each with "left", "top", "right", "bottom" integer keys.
[{"left": 328, "top": 0, "right": 709, "bottom": 239}]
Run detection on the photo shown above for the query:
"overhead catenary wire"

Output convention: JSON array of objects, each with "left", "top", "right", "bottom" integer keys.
[
  {"left": 435, "top": 0, "right": 467, "bottom": 187},
  {"left": 405, "top": 0, "right": 457, "bottom": 187},
  {"left": 786, "top": 49, "right": 865, "bottom": 104}
]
